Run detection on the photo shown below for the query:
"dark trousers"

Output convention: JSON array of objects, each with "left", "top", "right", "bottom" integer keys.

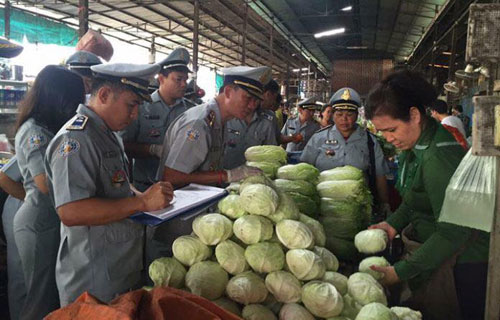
[{"left": 454, "top": 262, "right": 488, "bottom": 320}]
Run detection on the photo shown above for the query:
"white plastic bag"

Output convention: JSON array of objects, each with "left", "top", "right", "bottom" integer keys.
[{"left": 439, "top": 149, "right": 497, "bottom": 232}]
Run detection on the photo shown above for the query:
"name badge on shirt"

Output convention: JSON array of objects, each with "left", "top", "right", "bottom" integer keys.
[
  {"left": 145, "top": 114, "right": 160, "bottom": 120},
  {"left": 228, "top": 129, "right": 240, "bottom": 135},
  {"left": 325, "top": 139, "right": 338, "bottom": 145},
  {"left": 288, "top": 126, "right": 296, "bottom": 130}
]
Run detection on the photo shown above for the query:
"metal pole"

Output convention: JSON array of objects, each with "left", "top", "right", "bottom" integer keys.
[
  {"left": 78, "top": 0, "right": 89, "bottom": 38},
  {"left": 5, "top": 0, "right": 10, "bottom": 39},
  {"left": 286, "top": 54, "right": 290, "bottom": 102},
  {"left": 448, "top": 24, "right": 457, "bottom": 80},
  {"left": 269, "top": 18, "right": 274, "bottom": 67},
  {"left": 193, "top": 0, "right": 200, "bottom": 79},
  {"left": 242, "top": 1, "right": 248, "bottom": 64}
]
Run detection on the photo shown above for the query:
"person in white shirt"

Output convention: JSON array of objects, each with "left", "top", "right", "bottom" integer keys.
[{"left": 429, "top": 99, "right": 466, "bottom": 138}]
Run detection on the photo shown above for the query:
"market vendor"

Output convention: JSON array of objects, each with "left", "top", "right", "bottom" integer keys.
[
  {"left": 281, "top": 98, "right": 320, "bottom": 152},
  {"left": 44, "top": 63, "right": 173, "bottom": 305},
  {"left": 300, "top": 87, "right": 390, "bottom": 212},
  {"left": 365, "top": 70, "right": 490, "bottom": 320}
]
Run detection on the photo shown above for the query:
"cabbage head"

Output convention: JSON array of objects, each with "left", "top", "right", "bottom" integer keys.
[
  {"left": 218, "top": 194, "right": 247, "bottom": 219},
  {"left": 276, "top": 219, "right": 314, "bottom": 249},
  {"left": 300, "top": 214, "right": 326, "bottom": 247},
  {"left": 242, "top": 304, "right": 277, "bottom": 320},
  {"left": 319, "top": 165, "right": 364, "bottom": 182},
  {"left": 264, "top": 271, "right": 302, "bottom": 303},
  {"left": 320, "top": 198, "right": 362, "bottom": 217},
  {"left": 267, "top": 192, "right": 300, "bottom": 224},
  {"left": 246, "top": 161, "right": 281, "bottom": 179},
  {"left": 355, "top": 302, "right": 398, "bottom": 320},
  {"left": 320, "top": 215, "right": 365, "bottom": 240},
  {"left": 215, "top": 239, "right": 249, "bottom": 275},
  {"left": 245, "top": 145, "right": 287, "bottom": 164},
  {"left": 274, "top": 179, "right": 317, "bottom": 196},
  {"left": 233, "top": 215, "right": 273, "bottom": 244},
  {"left": 239, "top": 175, "right": 276, "bottom": 193},
  {"left": 148, "top": 257, "right": 186, "bottom": 288},
  {"left": 317, "top": 180, "right": 366, "bottom": 202},
  {"left": 322, "top": 271, "right": 348, "bottom": 295},
  {"left": 313, "top": 246, "right": 339, "bottom": 271},
  {"left": 277, "top": 163, "right": 320, "bottom": 182},
  {"left": 212, "top": 297, "right": 242, "bottom": 316},
  {"left": 286, "top": 249, "right": 325, "bottom": 280},
  {"left": 279, "top": 303, "right": 315, "bottom": 320},
  {"left": 359, "top": 256, "right": 390, "bottom": 280},
  {"left": 390, "top": 307, "right": 423, "bottom": 320},
  {"left": 340, "top": 294, "right": 363, "bottom": 319},
  {"left": 172, "top": 235, "right": 212, "bottom": 266},
  {"left": 192, "top": 213, "right": 233, "bottom": 245},
  {"left": 226, "top": 271, "right": 268, "bottom": 305},
  {"left": 347, "top": 273, "right": 387, "bottom": 306},
  {"left": 240, "top": 183, "right": 279, "bottom": 216},
  {"left": 325, "top": 235, "right": 359, "bottom": 261},
  {"left": 245, "top": 242, "right": 285, "bottom": 273},
  {"left": 286, "top": 191, "right": 318, "bottom": 216},
  {"left": 354, "top": 229, "right": 388, "bottom": 254},
  {"left": 263, "top": 294, "right": 282, "bottom": 315},
  {"left": 225, "top": 182, "right": 241, "bottom": 194},
  {"left": 301, "top": 281, "right": 344, "bottom": 318},
  {"left": 185, "top": 261, "right": 228, "bottom": 300}
]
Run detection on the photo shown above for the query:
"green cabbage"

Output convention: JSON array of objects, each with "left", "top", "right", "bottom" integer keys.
[
  {"left": 354, "top": 229, "right": 388, "bottom": 254},
  {"left": 245, "top": 145, "right": 287, "bottom": 164},
  {"left": 320, "top": 215, "right": 365, "bottom": 240},
  {"left": 277, "top": 163, "right": 320, "bottom": 182},
  {"left": 322, "top": 272, "right": 348, "bottom": 295},
  {"left": 233, "top": 215, "right": 274, "bottom": 244},
  {"left": 317, "top": 180, "right": 366, "bottom": 201},
  {"left": 192, "top": 213, "right": 233, "bottom": 245},
  {"left": 276, "top": 219, "right": 314, "bottom": 249},
  {"left": 172, "top": 235, "right": 212, "bottom": 266},
  {"left": 286, "top": 249, "right": 326, "bottom": 280},
  {"left": 239, "top": 175, "right": 276, "bottom": 193},
  {"left": 215, "top": 239, "right": 249, "bottom": 275},
  {"left": 359, "top": 256, "right": 390, "bottom": 280},
  {"left": 319, "top": 165, "right": 364, "bottom": 182},
  {"left": 148, "top": 257, "right": 186, "bottom": 288},
  {"left": 245, "top": 242, "right": 285, "bottom": 273},
  {"left": 185, "top": 261, "right": 228, "bottom": 300},
  {"left": 262, "top": 293, "right": 282, "bottom": 315},
  {"left": 247, "top": 161, "right": 281, "bottom": 179},
  {"left": 240, "top": 184, "right": 279, "bottom": 216},
  {"left": 325, "top": 236, "right": 359, "bottom": 261},
  {"left": 265, "top": 271, "right": 302, "bottom": 303},
  {"left": 390, "top": 307, "right": 423, "bottom": 320},
  {"left": 212, "top": 297, "right": 242, "bottom": 316},
  {"left": 226, "top": 182, "right": 241, "bottom": 194},
  {"left": 279, "top": 303, "right": 315, "bottom": 320},
  {"left": 347, "top": 273, "right": 387, "bottom": 306},
  {"left": 301, "top": 281, "right": 344, "bottom": 318},
  {"left": 320, "top": 198, "right": 362, "bottom": 217},
  {"left": 242, "top": 304, "right": 277, "bottom": 320},
  {"left": 313, "top": 246, "right": 339, "bottom": 271},
  {"left": 300, "top": 214, "right": 326, "bottom": 247},
  {"left": 274, "top": 179, "right": 317, "bottom": 196},
  {"left": 340, "top": 294, "right": 363, "bottom": 319},
  {"left": 355, "top": 302, "right": 398, "bottom": 320},
  {"left": 218, "top": 194, "right": 247, "bottom": 219},
  {"left": 226, "top": 271, "right": 269, "bottom": 305},
  {"left": 286, "top": 192, "right": 318, "bottom": 216},
  {"left": 267, "top": 192, "right": 300, "bottom": 224}
]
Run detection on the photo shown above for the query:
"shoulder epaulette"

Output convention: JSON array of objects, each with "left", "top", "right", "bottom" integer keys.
[
  {"left": 66, "top": 115, "right": 88, "bottom": 131},
  {"left": 205, "top": 110, "right": 216, "bottom": 128}
]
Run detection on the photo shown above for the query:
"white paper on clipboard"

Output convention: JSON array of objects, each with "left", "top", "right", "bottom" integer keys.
[{"left": 141, "top": 183, "right": 227, "bottom": 221}]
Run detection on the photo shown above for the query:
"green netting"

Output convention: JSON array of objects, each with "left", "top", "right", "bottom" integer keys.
[
  {"left": 216, "top": 72, "right": 224, "bottom": 92},
  {"left": 0, "top": 8, "right": 78, "bottom": 46}
]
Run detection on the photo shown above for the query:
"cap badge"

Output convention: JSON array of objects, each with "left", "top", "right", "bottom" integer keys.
[{"left": 341, "top": 89, "right": 351, "bottom": 101}]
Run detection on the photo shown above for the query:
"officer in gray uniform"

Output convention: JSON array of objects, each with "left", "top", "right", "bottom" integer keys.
[
  {"left": 281, "top": 97, "right": 321, "bottom": 151},
  {"left": 65, "top": 50, "right": 102, "bottom": 97},
  {"left": 259, "top": 79, "right": 282, "bottom": 142},
  {"left": 151, "top": 66, "right": 269, "bottom": 260},
  {"left": 44, "top": 63, "right": 173, "bottom": 306},
  {"left": 120, "top": 47, "right": 192, "bottom": 192},
  {"left": 0, "top": 156, "right": 26, "bottom": 320},
  {"left": 223, "top": 108, "right": 278, "bottom": 169},
  {"left": 301, "top": 87, "right": 390, "bottom": 209}
]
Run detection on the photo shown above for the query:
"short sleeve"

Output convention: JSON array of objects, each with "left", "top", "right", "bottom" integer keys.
[
  {"left": 163, "top": 121, "right": 209, "bottom": 174},
  {"left": 281, "top": 120, "right": 289, "bottom": 135},
  {"left": 264, "top": 121, "right": 278, "bottom": 145},
  {"left": 47, "top": 134, "right": 99, "bottom": 208},
  {"left": 372, "top": 136, "right": 390, "bottom": 176},
  {"left": 20, "top": 129, "right": 51, "bottom": 178},
  {"left": 300, "top": 135, "right": 320, "bottom": 165},
  {"left": 1, "top": 156, "right": 22, "bottom": 182}
]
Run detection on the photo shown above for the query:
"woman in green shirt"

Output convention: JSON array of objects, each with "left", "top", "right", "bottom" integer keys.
[{"left": 365, "top": 70, "right": 489, "bottom": 320}]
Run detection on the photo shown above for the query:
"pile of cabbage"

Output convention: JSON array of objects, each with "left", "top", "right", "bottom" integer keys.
[
  {"left": 244, "top": 145, "right": 287, "bottom": 179},
  {"left": 316, "top": 166, "right": 373, "bottom": 260},
  {"left": 275, "top": 163, "right": 321, "bottom": 217}
]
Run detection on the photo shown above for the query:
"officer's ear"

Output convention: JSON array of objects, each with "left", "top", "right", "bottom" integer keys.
[{"left": 97, "top": 85, "right": 112, "bottom": 105}]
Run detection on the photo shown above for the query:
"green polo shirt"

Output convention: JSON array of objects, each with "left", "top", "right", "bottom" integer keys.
[{"left": 388, "top": 118, "right": 489, "bottom": 288}]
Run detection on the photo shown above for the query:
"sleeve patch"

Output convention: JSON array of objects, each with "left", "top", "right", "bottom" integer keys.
[
  {"left": 186, "top": 129, "right": 200, "bottom": 141},
  {"left": 58, "top": 139, "right": 81, "bottom": 157},
  {"left": 28, "top": 134, "right": 47, "bottom": 149}
]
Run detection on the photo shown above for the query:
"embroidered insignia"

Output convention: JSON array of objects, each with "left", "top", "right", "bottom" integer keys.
[
  {"left": 66, "top": 115, "right": 88, "bottom": 130},
  {"left": 186, "top": 129, "right": 200, "bottom": 141},
  {"left": 58, "top": 139, "right": 80, "bottom": 157},
  {"left": 341, "top": 89, "right": 351, "bottom": 101},
  {"left": 227, "top": 139, "right": 237, "bottom": 148},
  {"left": 205, "top": 111, "right": 216, "bottom": 128},
  {"left": 325, "top": 149, "right": 336, "bottom": 156},
  {"left": 28, "top": 134, "right": 46, "bottom": 149},
  {"left": 111, "top": 169, "right": 127, "bottom": 187},
  {"left": 149, "top": 128, "right": 161, "bottom": 138},
  {"left": 325, "top": 139, "right": 338, "bottom": 145}
]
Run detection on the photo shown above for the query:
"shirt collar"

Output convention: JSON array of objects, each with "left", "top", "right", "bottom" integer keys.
[
  {"left": 412, "top": 117, "right": 437, "bottom": 152},
  {"left": 77, "top": 103, "right": 114, "bottom": 134},
  {"left": 151, "top": 90, "right": 183, "bottom": 108}
]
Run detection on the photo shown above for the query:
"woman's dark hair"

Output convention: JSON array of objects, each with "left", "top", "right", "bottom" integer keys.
[
  {"left": 16, "top": 65, "right": 85, "bottom": 134},
  {"left": 365, "top": 70, "right": 437, "bottom": 122},
  {"left": 319, "top": 104, "right": 332, "bottom": 118}
]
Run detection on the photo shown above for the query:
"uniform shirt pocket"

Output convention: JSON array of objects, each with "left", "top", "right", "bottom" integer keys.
[{"left": 104, "top": 220, "right": 143, "bottom": 279}]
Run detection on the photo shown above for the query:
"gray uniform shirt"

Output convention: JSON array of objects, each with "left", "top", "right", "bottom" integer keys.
[
  {"left": 223, "top": 110, "right": 278, "bottom": 169},
  {"left": 281, "top": 116, "right": 320, "bottom": 152},
  {"left": 120, "top": 91, "right": 190, "bottom": 191},
  {"left": 157, "top": 98, "right": 224, "bottom": 178},
  {"left": 300, "top": 124, "right": 389, "bottom": 175},
  {"left": 262, "top": 109, "right": 281, "bottom": 143},
  {"left": 15, "top": 119, "right": 54, "bottom": 209},
  {"left": 45, "top": 104, "right": 143, "bottom": 304},
  {"left": 2, "top": 155, "right": 22, "bottom": 182}
]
